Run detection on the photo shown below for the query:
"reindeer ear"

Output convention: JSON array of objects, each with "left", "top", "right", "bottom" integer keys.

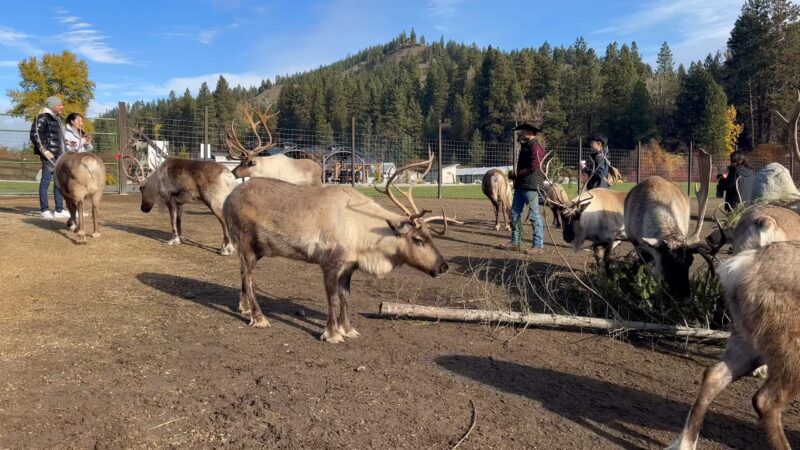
[
  {"left": 756, "top": 216, "right": 777, "bottom": 232},
  {"left": 387, "top": 219, "right": 414, "bottom": 236},
  {"left": 576, "top": 199, "right": 592, "bottom": 214}
]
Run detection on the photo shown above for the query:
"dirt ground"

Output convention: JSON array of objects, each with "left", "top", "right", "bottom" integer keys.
[{"left": 0, "top": 193, "right": 797, "bottom": 449}]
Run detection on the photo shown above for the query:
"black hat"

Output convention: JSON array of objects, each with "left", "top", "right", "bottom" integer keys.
[
  {"left": 514, "top": 121, "right": 543, "bottom": 134},
  {"left": 589, "top": 133, "right": 608, "bottom": 146}
]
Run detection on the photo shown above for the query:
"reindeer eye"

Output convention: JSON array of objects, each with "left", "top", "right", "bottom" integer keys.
[{"left": 412, "top": 237, "right": 425, "bottom": 247}]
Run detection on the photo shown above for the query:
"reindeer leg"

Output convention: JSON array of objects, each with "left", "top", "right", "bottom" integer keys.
[
  {"left": 493, "top": 201, "right": 501, "bottom": 230},
  {"left": 239, "top": 249, "right": 269, "bottom": 328},
  {"left": 503, "top": 203, "right": 511, "bottom": 231},
  {"left": 667, "top": 333, "right": 762, "bottom": 450},
  {"left": 753, "top": 372, "right": 797, "bottom": 450},
  {"left": 208, "top": 199, "right": 234, "bottom": 256},
  {"left": 90, "top": 194, "right": 100, "bottom": 238},
  {"left": 336, "top": 266, "right": 359, "bottom": 338},
  {"left": 76, "top": 200, "right": 86, "bottom": 240},
  {"left": 65, "top": 198, "right": 77, "bottom": 231},
  {"left": 320, "top": 267, "right": 344, "bottom": 343},
  {"left": 166, "top": 201, "right": 182, "bottom": 245},
  {"left": 552, "top": 206, "right": 561, "bottom": 228}
]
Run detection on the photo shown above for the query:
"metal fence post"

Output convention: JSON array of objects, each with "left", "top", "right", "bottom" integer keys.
[
  {"left": 512, "top": 123, "right": 518, "bottom": 171},
  {"left": 117, "top": 101, "right": 128, "bottom": 195},
  {"left": 203, "top": 106, "right": 209, "bottom": 159},
  {"left": 791, "top": 148, "right": 796, "bottom": 182},
  {"left": 437, "top": 121, "right": 442, "bottom": 199},
  {"left": 687, "top": 141, "right": 693, "bottom": 197},
  {"left": 351, "top": 117, "right": 356, "bottom": 187},
  {"left": 578, "top": 137, "right": 583, "bottom": 191},
  {"left": 636, "top": 140, "right": 641, "bottom": 184}
]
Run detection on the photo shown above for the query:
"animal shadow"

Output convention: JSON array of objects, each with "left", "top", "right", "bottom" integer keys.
[
  {"left": 21, "top": 218, "right": 83, "bottom": 244},
  {"left": 436, "top": 354, "right": 796, "bottom": 449},
  {"left": 105, "top": 222, "right": 218, "bottom": 253},
  {"left": 136, "top": 272, "right": 327, "bottom": 339}
]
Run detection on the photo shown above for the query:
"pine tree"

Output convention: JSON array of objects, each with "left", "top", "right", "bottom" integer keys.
[
  {"left": 213, "top": 76, "right": 237, "bottom": 133},
  {"left": 469, "top": 129, "right": 485, "bottom": 166}
]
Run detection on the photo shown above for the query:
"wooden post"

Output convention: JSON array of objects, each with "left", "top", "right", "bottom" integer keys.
[
  {"left": 512, "top": 122, "right": 518, "bottom": 172},
  {"left": 437, "top": 120, "right": 443, "bottom": 199},
  {"left": 203, "top": 106, "right": 209, "bottom": 159},
  {"left": 636, "top": 140, "right": 641, "bottom": 184},
  {"left": 687, "top": 141, "right": 693, "bottom": 197},
  {"left": 351, "top": 117, "right": 356, "bottom": 187},
  {"left": 117, "top": 101, "right": 128, "bottom": 195}
]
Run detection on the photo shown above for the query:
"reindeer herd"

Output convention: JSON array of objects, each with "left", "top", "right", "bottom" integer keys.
[{"left": 43, "top": 96, "right": 800, "bottom": 448}]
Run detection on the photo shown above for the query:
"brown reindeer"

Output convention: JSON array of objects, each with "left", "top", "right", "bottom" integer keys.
[
  {"left": 481, "top": 169, "right": 512, "bottom": 230},
  {"left": 541, "top": 180, "right": 571, "bottom": 228},
  {"left": 54, "top": 152, "right": 106, "bottom": 240},
  {"left": 668, "top": 241, "right": 800, "bottom": 450},
  {"left": 225, "top": 103, "right": 322, "bottom": 185},
  {"left": 223, "top": 150, "right": 461, "bottom": 343},
  {"left": 123, "top": 130, "right": 237, "bottom": 255}
]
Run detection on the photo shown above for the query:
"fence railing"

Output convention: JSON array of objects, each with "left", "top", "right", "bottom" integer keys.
[{"left": 0, "top": 110, "right": 796, "bottom": 198}]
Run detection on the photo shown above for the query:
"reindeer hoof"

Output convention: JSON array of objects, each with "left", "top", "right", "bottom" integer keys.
[
  {"left": 91, "top": 232, "right": 101, "bottom": 239},
  {"left": 339, "top": 327, "right": 361, "bottom": 339},
  {"left": 504, "top": 225, "right": 511, "bottom": 231},
  {"left": 494, "top": 224, "right": 502, "bottom": 231},
  {"left": 320, "top": 329, "right": 345, "bottom": 343},
  {"left": 248, "top": 316, "right": 270, "bottom": 328},
  {"left": 77, "top": 230, "right": 86, "bottom": 237},
  {"left": 220, "top": 244, "right": 235, "bottom": 256},
  {"left": 167, "top": 237, "right": 182, "bottom": 246}
]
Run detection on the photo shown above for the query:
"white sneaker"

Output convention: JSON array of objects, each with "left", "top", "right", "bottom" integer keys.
[
  {"left": 41, "top": 210, "right": 54, "bottom": 219},
  {"left": 53, "top": 210, "right": 70, "bottom": 219}
]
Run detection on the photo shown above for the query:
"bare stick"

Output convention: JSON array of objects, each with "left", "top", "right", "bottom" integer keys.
[
  {"left": 451, "top": 399, "right": 477, "bottom": 450},
  {"left": 149, "top": 416, "right": 186, "bottom": 430},
  {"left": 379, "top": 302, "right": 730, "bottom": 339}
]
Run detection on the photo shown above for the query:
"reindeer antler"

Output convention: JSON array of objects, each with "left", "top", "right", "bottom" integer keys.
[
  {"left": 538, "top": 151, "right": 574, "bottom": 209},
  {"left": 121, "top": 155, "right": 146, "bottom": 185},
  {"left": 691, "top": 147, "right": 713, "bottom": 240},
  {"left": 225, "top": 102, "right": 277, "bottom": 160},
  {"left": 375, "top": 147, "right": 462, "bottom": 234}
]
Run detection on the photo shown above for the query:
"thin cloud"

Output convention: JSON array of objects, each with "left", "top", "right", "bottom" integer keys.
[
  {"left": 0, "top": 26, "right": 43, "bottom": 55},
  {"left": 428, "top": 0, "right": 463, "bottom": 18},
  {"left": 158, "top": 23, "right": 239, "bottom": 45},
  {"left": 594, "top": 0, "right": 741, "bottom": 64},
  {"left": 56, "top": 10, "right": 131, "bottom": 64}
]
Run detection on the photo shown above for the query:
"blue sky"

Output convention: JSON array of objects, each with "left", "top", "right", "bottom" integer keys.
[{"left": 0, "top": 0, "right": 748, "bottom": 118}]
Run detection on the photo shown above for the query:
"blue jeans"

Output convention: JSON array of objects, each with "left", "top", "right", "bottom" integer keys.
[
  {"left": 39, "top": 161, "right": 64, "bottom": 212},
  {"left": 510, "top": 188, "right": 544, "bottom": 248}
]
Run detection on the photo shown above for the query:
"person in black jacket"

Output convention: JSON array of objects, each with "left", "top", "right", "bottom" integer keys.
[
  {"left": 30, "top": 96, "right": 68, "bottom": 219},
  {"left": 581, "top": 134, "right": 610, "bottom": 190},
  {"left": 499, "top": 121, "right": 546, "bottom": 254},
  {"left": 721, "top": 151, "right": 754, "bottom": 211}
]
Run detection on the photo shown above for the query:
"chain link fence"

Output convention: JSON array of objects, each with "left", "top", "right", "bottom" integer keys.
[{"left": 0, "top": 111, "right": 796, "bottom": 198}]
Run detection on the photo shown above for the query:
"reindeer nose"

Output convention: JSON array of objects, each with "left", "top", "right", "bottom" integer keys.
[{"left": 437, "top": 260, "right": 450, "bottom": 275}]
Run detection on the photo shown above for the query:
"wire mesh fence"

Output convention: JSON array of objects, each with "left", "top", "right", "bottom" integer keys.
[{"left": 0, "top": 111, "right": 796, "bottom": 198}]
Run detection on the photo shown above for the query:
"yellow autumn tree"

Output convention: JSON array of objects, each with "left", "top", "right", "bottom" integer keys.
[
  {"left": 6, "top": 51, "right": 95, "bottom": 122},
  {"left": 724, "top": 105, "right": 744, "bottom": 155}
]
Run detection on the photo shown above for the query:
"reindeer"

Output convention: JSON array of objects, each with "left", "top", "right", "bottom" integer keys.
[
  {"left": 223, "top": 150, "right": 462, "bottom": 343},
  {"left": 225, "top": 103, "right": 322, "bottom": 186},
  {"left": 54, "top": 152, "right": 106, "bottom": 240},
  {"left": 623, "top": 174, "right": 713, "bottom": 299},
  {"left": 123, "top": 130, "right": 237, "bottom": 255},
  {"left": 668, "top": 241, "right": 800, "bottom": 450},
  {"left": 537, "top": 153, "right": 626, "bottom": 268},
  {"left": 481, "top": 169, "right": 512, "bottom": 230}
]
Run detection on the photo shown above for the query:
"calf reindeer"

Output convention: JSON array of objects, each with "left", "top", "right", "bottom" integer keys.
[
  {"left": 124, "top": 142, "right": 237, "bottom": 255},
  {"left": 668, "top": 241, "right": 800, "bottom": 450},
  {"left": 54, "top": 152, "right": 106, "bottom": 240},
  {"left": 224, "top": 150, "right": 461, "bottom": 343},
  {"left": 481, "top": 169, "right": 512, "bottom": 230}
]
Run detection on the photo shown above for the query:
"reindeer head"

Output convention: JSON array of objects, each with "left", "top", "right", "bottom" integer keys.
[
  {"left": 121, "top": 153, "right": 158, "bottom": 213},
  {"left": 376, "top": 148, "right": 463, "bottom": 277},
  {"left": 640, "top": 237, "right": 713, "bottom": 299},
  {"left": 225, "top": 102, "right": 277, "bottom": 178},
  {"left": 559, "top": 197, "right": 593, "bottom": 244}
]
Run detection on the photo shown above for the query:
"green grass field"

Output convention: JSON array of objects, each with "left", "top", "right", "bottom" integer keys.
[{"left": 0, "top": 179, "right": 705, "bottom": 199}]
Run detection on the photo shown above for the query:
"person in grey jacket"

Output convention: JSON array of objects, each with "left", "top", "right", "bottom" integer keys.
[
  {"left": 30, "top": 96, "right": 69, "bottom": 219},
  {"left": 582, "top": 134, "right": 610, "bottom": 189}
]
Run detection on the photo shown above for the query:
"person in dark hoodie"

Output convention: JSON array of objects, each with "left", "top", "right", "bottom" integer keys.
[
  {"left": 499, "top": 121, "right": 546, "bottom": 254},
  {"left": 581, "top": 134, "right": 610, "bottom": 189},
  {"left": 30, "top": 96, "right": 69, "bottom": 219},
  {"left": 721, "top": 151, "right": 754, "bottom": 211}
]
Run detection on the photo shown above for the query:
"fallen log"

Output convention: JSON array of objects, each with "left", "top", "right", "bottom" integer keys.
[{"left": 378, "top": 302, "right": 730, "bottom": 340}]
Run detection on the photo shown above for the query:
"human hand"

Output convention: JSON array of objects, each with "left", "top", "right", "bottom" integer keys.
[
  {"left": 44, "top": 150, "right": 54, "bottom": 160},
  {"left": 507, "top": 171, "right": 517, "bottom": 180},
  {"left": 86, "top": 135, "right": 93, "bottom": 143}
]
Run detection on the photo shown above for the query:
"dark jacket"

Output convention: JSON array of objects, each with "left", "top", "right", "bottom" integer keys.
[
  {"left": 514, "top": 140, "right": 546, "bottom": 191},
  {"left": 30, "top": 109, "right": 66, "bottom": 162},
  {"left": 583, "top": 150, "right": 609, "bottom": 189},
  {"left": 723, "top": 165, "right": 754, "bottom": 207}
]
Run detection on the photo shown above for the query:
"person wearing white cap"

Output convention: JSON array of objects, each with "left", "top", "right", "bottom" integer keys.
[{"left": 30, "top": 95, "right": 69, "bottom": 219}]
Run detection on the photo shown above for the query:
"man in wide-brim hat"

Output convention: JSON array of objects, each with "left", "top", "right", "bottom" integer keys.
[{"left": 499, "top": 120, "right": 546, "bottom": 254}]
